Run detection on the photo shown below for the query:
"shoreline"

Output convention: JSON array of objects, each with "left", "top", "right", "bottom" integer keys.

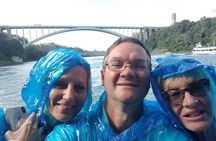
[
  {"left": 0, "top": 60, "right": 24, "bottom": 67},
  {"left": 0, "top": 51, "right": 192, "bottom": 67}
]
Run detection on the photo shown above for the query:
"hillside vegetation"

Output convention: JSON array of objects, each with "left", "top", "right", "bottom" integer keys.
[
  {"left": 144, "top": 17, "right": 216, "bottom": 53},
  {"left": 0, "top": 33, "right": 104, "bottom": 66}
]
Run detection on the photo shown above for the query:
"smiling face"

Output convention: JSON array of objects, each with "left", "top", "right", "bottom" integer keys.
[
  {"left": 48, "top": 66, "right": 88, "bottom": 122},
  {"left": 101, "top": 42, "right": 151, "bottom": 104},
  {"left": 163, "top": 77, "right": 213, "bottom": 132}
]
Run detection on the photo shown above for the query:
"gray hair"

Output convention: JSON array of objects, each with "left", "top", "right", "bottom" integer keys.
[{"left": 102, "top": 36, "right": 151, "bottom": 69}]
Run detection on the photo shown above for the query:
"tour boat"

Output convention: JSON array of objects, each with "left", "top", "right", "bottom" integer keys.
[{"left": 192, "top": 42, "right": 216, "bottom": 55}]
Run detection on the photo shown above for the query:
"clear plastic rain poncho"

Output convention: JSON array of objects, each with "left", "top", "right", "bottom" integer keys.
[
  {"left": 46, "top": 90, "right": 193, "bottom": 140},
  {"left": 0, "top": 48, "right": 92, "bottom": 140},
  {"left": 151, "top": 55, "right": 216, "bottom": 140}
]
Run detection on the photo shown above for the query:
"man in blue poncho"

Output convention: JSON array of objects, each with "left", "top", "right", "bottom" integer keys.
[
  {"left": 46, "top": 37, "right": 193, "bottom": 141},
  {"left": 0, "top": 48, "right": 92, "bottom": 141},
  {"left": 151, "top": 55, "right": 216, "bottom": 141}
]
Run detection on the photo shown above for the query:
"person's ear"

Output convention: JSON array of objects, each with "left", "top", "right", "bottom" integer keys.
[{"left": 101, "top": 69, "right": 104, "bottom": 86}]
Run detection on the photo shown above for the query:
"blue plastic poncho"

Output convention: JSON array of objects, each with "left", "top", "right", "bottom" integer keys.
[
  {"left": 0, "top": 48, "right": 92, "bottom": 140},
  {"left": 21, "top": 47, "right": 92, "bottom": 132},
  {"left": 0, "top": 108, "right": 8, "bottom": 141},
  {"left": 46, "top": 91, "right": 193, "bottom": 141},
  {"left": 151, "top": 55, "right": 216, "bottom": 140}
]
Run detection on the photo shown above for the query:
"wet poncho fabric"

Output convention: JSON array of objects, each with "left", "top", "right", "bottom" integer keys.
[
  {"left": 46, "top": 91, "right": 193, "bottom": 141},
  {"left": 22, "top": 47, "right": 92, "bottom": 131},
  {"left": 151, "top": 55, "right": 216, "bottom": 140},
  {"left": 0, "top": 48, "right": 92, "bottom": 140},
  {"left": 0, "top": 108, "right": 8, "bottom": 141}
]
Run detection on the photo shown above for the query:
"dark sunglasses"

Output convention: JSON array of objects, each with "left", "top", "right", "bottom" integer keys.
[{"left": 162, "top": 78, "right": 209, "bottom": 105}]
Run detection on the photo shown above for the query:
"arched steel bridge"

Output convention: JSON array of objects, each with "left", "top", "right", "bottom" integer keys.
[{"left": 0, "top": 25, "right": 161, "bottom": 47}]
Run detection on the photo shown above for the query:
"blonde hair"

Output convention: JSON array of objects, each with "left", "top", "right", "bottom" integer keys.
[{"left": 159, "top": 67, "right": 216, "bottom": 116}]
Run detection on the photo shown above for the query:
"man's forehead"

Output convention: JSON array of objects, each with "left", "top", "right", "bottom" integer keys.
[
  {"left": 108, "top": 56, "right": 147, "bottom": 61},
  {"left": 107, "top": 51, "right": 150, "bottom": 62},
  {"left": 111, "top": 44, "right": 149, "bottom": 57}
]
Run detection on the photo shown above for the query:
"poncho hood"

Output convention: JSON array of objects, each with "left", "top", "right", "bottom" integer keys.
[
  {"left": 151, "top": 55, "right": 216, "bottom": 137},
  {"left": 21, "top": 48, "right": 92, "bottom": 128}
]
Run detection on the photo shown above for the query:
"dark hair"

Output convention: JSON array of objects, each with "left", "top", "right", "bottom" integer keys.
[{"left": 102, "top": 36, "right": 151, "bottom": 68}]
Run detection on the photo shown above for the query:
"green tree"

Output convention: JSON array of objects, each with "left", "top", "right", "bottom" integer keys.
[{"left": 134, "top": 17, "right": 216, "bottom": 53}]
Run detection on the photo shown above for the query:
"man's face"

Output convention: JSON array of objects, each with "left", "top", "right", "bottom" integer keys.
[{"left": 101, "top": 42, "right": 151, "bottom": 104}]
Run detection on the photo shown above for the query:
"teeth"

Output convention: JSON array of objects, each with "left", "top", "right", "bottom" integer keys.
[
  {"left": 186, "top": 111, "right": 203, "bottom": 117},
  {"left": 119, "top": 84, "right": 137, "bottom": 86}
]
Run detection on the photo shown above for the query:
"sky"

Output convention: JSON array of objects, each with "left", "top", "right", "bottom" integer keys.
[{"left": 1, "top": 0, "right": 216, "bottom": 51}]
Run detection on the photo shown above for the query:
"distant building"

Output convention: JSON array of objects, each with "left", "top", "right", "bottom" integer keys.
[{"left": 172, "top": 13, "right": 176, "bottom": 25}]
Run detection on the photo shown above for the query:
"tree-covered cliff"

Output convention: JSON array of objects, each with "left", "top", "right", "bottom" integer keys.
[{"left": 144, "top": 17, "right": 216, "bottom": 53}]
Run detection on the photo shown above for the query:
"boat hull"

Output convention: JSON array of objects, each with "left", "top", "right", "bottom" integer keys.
[{"left": 192, "top": 46, "right": 216, "bottom": 55}]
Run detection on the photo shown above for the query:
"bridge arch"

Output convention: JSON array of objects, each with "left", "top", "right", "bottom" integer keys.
[{"left": 23, "top": 27, "right": 125, "bottom": 47}]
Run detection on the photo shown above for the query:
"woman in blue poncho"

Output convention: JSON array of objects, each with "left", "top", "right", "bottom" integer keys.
[
  {"left": 151, "top": 55, "right": 216, "bottom": 141},
  {"left": 46, "top": 37, "right": 193, "bottom": 141},
  {"left": 0, "top": 48, "right": 92, "bottom": 141}
]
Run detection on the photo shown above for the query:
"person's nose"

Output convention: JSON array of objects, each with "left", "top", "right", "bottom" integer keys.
[
  {"left": 182, "top": 92, "right": 198, "bottom": 107},
  {"left": 122, "top": 63, "right": 136, "bottom": 72},
  {"left": 63, "top": 84, "right": 75, "bottom": 101},
  {"left": 123, "top": 63, "right": 132, "bottom": 70},
  {"left": 120, "top": 64, "right": 135, "bottom": 78}
]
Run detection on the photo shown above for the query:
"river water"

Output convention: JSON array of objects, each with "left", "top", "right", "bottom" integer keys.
[{"left": 0, "top": 54, "right": 215, "bottom": 108}]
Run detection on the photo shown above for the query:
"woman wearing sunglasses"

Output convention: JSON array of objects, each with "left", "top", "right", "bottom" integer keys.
[{"left": 151, "top": 55, "right": 216, "bottom": 141}]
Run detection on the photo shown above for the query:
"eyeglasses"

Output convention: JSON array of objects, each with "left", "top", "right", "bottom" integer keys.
[
  {"left": 105, "top": 60, "right": 150, "bottom": 72},
  {"left": 162, "top": 78, "right": 209, "bottom": 105}
]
